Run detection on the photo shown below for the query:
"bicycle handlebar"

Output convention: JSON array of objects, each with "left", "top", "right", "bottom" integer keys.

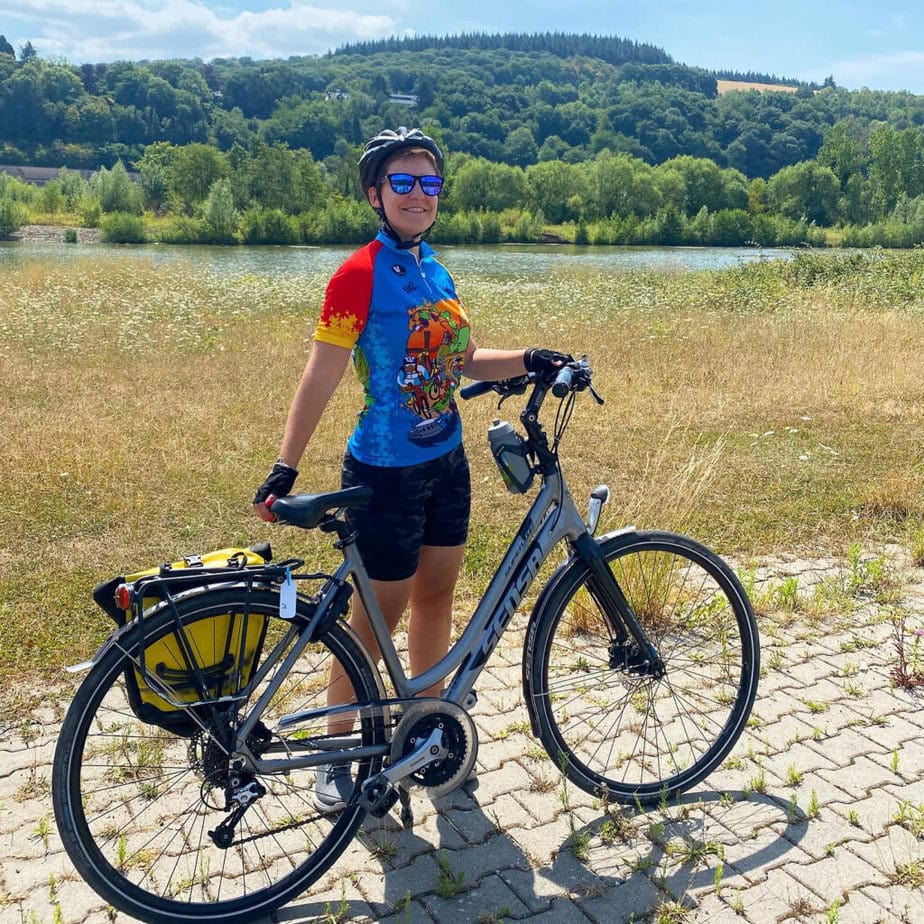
[
  {"left": 460, "top": 357, "right": 601, "bottom": 405},
  {"left": 458, "top": 378, "right": 499, "bottom": 401},
  {"left": 551, "top": 364, "right": 574, "bottom": 398}
]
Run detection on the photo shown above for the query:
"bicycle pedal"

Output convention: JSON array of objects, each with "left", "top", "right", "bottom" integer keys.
[{"left": 359, "top": 773, "right": 400, "bottom": 818}]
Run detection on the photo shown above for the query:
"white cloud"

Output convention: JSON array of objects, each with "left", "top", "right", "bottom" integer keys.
[
  {"left": 831, "top": 49, "right": 924, "bottom": 93},
  {"left": 7, "top": 0, "right": 398, "bottom": 62}
]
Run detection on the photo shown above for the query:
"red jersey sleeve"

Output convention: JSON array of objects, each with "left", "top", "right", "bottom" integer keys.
[{"left": 314, "top": 241, "right": 380, "bottom": 348}]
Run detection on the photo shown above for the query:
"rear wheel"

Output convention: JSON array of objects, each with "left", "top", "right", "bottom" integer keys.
[
  {"left": 52, "top": 587, "right": 384, "bottom": 923},
  {"left": 526, "top": 531, "right": 759, "bottom": 805}
]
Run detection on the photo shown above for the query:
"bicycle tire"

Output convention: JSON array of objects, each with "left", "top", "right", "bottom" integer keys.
[
  {"left": 524, "top": 530, "right": 759, "bottom": 805},
  {"left": 52, "top": 586, "right": 385, "bottom": 924}
]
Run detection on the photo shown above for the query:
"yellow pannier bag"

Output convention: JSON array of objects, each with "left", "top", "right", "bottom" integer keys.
[{"left": 93, "top": 543, "right": 271, "bottom": 736}]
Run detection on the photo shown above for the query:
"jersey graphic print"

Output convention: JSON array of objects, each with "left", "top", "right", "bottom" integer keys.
[
  {"left": 399, "top": 301, "right": 469, "bottom": 445},
  {"left": 314, "top": 234, "right": 471, "bottom": 466}
]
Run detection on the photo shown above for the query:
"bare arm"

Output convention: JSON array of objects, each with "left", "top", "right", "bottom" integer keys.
[
  {"left": 462, "top": 343, "right": 527, "bottom": 381},
  {"left": 252, "top": 340, "right": 351, "bottom": 519},
  {"left": 278, "top": 340, "right": 352, "bottom": 466}
]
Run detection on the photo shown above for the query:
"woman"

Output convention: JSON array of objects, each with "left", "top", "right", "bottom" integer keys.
[{"left": 253, "top": 126, "right": 570, "bottom": 810}]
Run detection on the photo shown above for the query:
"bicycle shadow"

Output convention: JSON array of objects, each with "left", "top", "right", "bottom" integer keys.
[{"left": 269, "top": 783, "right": 808, "bottom": 923}]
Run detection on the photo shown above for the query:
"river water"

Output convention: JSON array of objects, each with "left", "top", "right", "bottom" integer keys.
[{"left": 0, "top": 240, "right": 793, "bottom": 278}]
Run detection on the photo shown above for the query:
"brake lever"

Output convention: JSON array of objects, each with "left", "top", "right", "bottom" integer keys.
[
  {"left": 493, "top": 374, "right": 531, "bottom": 408},
  {"left": 589, "top": 384, "right": 605, "bottom": 405}
]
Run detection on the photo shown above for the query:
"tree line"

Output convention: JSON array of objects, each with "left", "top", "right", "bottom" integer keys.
[
  {"left": 2, "top": 33, "right": 923, "bottom": 181},
  {"left": 3, "top": 118, "right": 924, "bottom": 248},
  {"left": 1, "top": 32, "right": 924, "bottom": 248}
]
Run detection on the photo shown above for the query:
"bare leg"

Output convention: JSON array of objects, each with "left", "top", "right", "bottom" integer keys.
[
  {"left": 325, "top": 576, "right": 412, "bottom": 736},
  {"left": 325, "top": 544, "right": 465, "bottom": 730},
  {"left": 408, "top": 544, "right": 465, "bottom": 697}
]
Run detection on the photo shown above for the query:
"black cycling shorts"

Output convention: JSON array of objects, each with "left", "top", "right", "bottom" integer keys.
[{"left": 341, "top": 445, "right": 471, "bottom": 582}]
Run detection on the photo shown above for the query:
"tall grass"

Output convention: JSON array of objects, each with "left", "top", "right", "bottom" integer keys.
[{"left": 3, "top": 248, "right": 924, "bottom": 682}]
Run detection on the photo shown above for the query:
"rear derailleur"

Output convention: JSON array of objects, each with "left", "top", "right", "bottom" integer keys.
[{"left": 207, "top": 771, "right": 266, "bottom": 849}]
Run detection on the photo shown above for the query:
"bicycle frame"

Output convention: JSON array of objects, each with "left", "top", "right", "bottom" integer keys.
[
  {"left": 349, "top": 465, "right": 590, "bottom": 704},
  {"left": 243, "top": 466, "right": 595, "bottom": 776},
  {"left": 248, "top": 369, "right": 663, "bottom": 771}
]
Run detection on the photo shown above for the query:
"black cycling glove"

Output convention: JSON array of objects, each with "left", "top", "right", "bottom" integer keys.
[
  {"left": 523, "top": 347, "right": 574, "bottom": 377},
  {"left": 253, "top": 461, "right": 298, "bottom": 506}
]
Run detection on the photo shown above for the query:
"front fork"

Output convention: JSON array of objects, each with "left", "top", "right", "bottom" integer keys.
[{"left": 572, "top": 529, "right": 666, "bottom": 680}]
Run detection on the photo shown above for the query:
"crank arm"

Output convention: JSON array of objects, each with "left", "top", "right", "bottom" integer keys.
[{"left": 370, "top": 726, "right": 447, "bottom": 789}]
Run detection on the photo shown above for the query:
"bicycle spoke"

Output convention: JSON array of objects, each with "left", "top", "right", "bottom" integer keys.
[{"left": 531, "top": 533, "right": 758, "bottom": 805}]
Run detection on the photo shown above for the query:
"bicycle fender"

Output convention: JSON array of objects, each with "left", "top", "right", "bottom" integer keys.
[{"left": 521, "top": 528, "right": 637, "bottom": 737}]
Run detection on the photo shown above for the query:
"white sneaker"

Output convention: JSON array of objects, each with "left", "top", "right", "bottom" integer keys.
[{"left": 313, "top": 763, "right": 353, "bottom": 813}]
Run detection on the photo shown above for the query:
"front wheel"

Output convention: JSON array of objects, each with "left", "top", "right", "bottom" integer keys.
[
  {"left": 52, "top": 587, "right": 385, "bottom": 924},
  {"left": 525, "top": 530, "right": 759, "bottom": 805}
]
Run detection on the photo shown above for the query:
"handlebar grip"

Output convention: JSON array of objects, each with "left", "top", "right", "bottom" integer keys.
[
  {"left": 460, "top": 380, "right": 496, "bottom": 400},
  {"left": 551, "top": 365, "right": 575, "bottom": 398}
]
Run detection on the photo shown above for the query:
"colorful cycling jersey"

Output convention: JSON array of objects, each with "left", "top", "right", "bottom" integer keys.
[{"left": 315, "top": 230, "right": 471, "bottom": 467}]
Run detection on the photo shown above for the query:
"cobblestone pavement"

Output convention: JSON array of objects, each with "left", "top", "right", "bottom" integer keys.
[{"left": 2, "top": 550, "right": 922, "bottom": 924}]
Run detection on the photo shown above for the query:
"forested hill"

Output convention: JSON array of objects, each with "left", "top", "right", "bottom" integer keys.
[
  {"left": 332, "top": 32, "right": 673, "bottom": 67},
  {"left": 0, "top": 30, "right": 922, "bottom": 180}
]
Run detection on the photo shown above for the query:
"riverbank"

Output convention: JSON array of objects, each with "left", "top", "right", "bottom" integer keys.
[{"left": 9, "top": 224, "right": 100, "bottom": 244}]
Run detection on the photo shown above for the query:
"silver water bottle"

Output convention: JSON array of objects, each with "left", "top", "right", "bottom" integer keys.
[{"left": 487, "top": 419, "right": 534, "bottom": 494}]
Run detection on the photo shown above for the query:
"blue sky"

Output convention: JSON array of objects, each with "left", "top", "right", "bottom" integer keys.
[{"left": 2, "top": 1, "right": 923, "bottom": 94}]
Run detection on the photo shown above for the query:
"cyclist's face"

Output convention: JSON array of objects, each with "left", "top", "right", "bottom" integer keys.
[{"left": 368, "top": 152, "right": 440, "bottom": 241}]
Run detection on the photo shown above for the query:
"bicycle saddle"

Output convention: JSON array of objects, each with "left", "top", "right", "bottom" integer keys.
[{"left": 270, "top": 486, "right": 373, "bottom": 529}]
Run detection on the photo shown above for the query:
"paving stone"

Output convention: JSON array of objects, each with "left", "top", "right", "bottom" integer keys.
[
  {"left": 728, "top": 866, "right": 825, "bottom": 920},
  {"left": 786, "top": 850, "right": 884, "bottom": 903},
  {"left": 803, "top": 725, "right": 890, "bottom": 767},
  {"left": 859, "top": 883, "right": 924, "bottom": 923},
  {"left": 361, "top": 851, "right": 441, "bottom": 913},
  {"left": 423, "top": 871, "right": 530, "bottom": 923},
  {"left": 818, "top": 753, "right": 902, "bottom": 796},
  {"left": 576, "top": 871, "right": 664, "bottom": 923},
  {"left": 375, "top": 900, "right": 434, "bottom": 924},
  {"left": 516, "top": 895, "right": 594, "bottom": 923}
]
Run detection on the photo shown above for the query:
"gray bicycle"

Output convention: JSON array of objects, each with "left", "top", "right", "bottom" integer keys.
[{"left": 52, "top": 357, "right": 759, "bottom": 924}]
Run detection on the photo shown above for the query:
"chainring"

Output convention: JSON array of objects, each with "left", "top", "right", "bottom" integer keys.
[{"left": 390, "top": 700, "right": 478, "bottom": 798}]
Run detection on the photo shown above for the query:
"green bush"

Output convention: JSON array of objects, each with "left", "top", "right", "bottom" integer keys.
[
  {"left": 94, "top": 161, "right": 143, "bottom": 215},
  {"left": 301, "top": 200, "right": 377, "bottom": 244},
  {"left": 0, "top": 197, "right": 24, "bottom": 236},
  {"left": 79, "top": 198, "right": 102, "bottom": 228},
  {"left": 99, "top": 212, "right": 147, "bottom": 244},
  {"left": 432, "top": 211, "right": 483, "bottom": 244},
  {"left": 202, "top": 178, "right": 239, "bottom": 244},
  {"left": 157, "top": 215, "right": 207, "bottom": 244},
  {"left": 240, "top": 208, "right": 299, "bottom": 245},
  {"left": 63, "top": 227, "right": 78, "bottom": 243}
]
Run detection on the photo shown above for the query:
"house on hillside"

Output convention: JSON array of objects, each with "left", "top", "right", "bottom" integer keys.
[{"left": 388, "top": 93, "right": 418, "bottom": 107}]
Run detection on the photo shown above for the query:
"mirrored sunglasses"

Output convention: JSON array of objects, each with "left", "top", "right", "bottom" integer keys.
[{"left": 385, "top": 173, "right": 444, "bottom": 196}]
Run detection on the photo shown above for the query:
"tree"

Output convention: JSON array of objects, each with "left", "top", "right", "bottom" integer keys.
[
  {"left": 766, "top": 161, "right": 840, "bottom": 225},
  {"left": 202, "top": 178, "right": 239, "bottom": 242},
  {"left": 525, "top": 160, "right": 586, "bottom": 223},
  {"left": 0, "top": 35, "right": 14, "bottom": 58},
  {"left": 447, "top": 157, "right": 527, "bottom": 212},
  {"left": 94, "top": 160, "right": 143, "bottom": 214},
  {"left": 590, "top": 151, "right": 662, "bottom": 219},
  {"left": 171, "top": 142, "right": 228, "bottom": 210},
  {"left": 18, "top": 41, "right": 37, "bottom": 64},
  {"left": 817, "top": 121, "right": 865, "bottom": 188},
  {"left": 504, "top": 126, "right": 538, "bottom": 167}
]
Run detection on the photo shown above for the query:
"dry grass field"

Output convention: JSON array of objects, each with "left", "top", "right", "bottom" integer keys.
[
  {"left": 716, "top": 79, "right": 802, "bottom": 94},
  {"left": 3, "top": 248, "right": 924, "bottom": 687}
]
